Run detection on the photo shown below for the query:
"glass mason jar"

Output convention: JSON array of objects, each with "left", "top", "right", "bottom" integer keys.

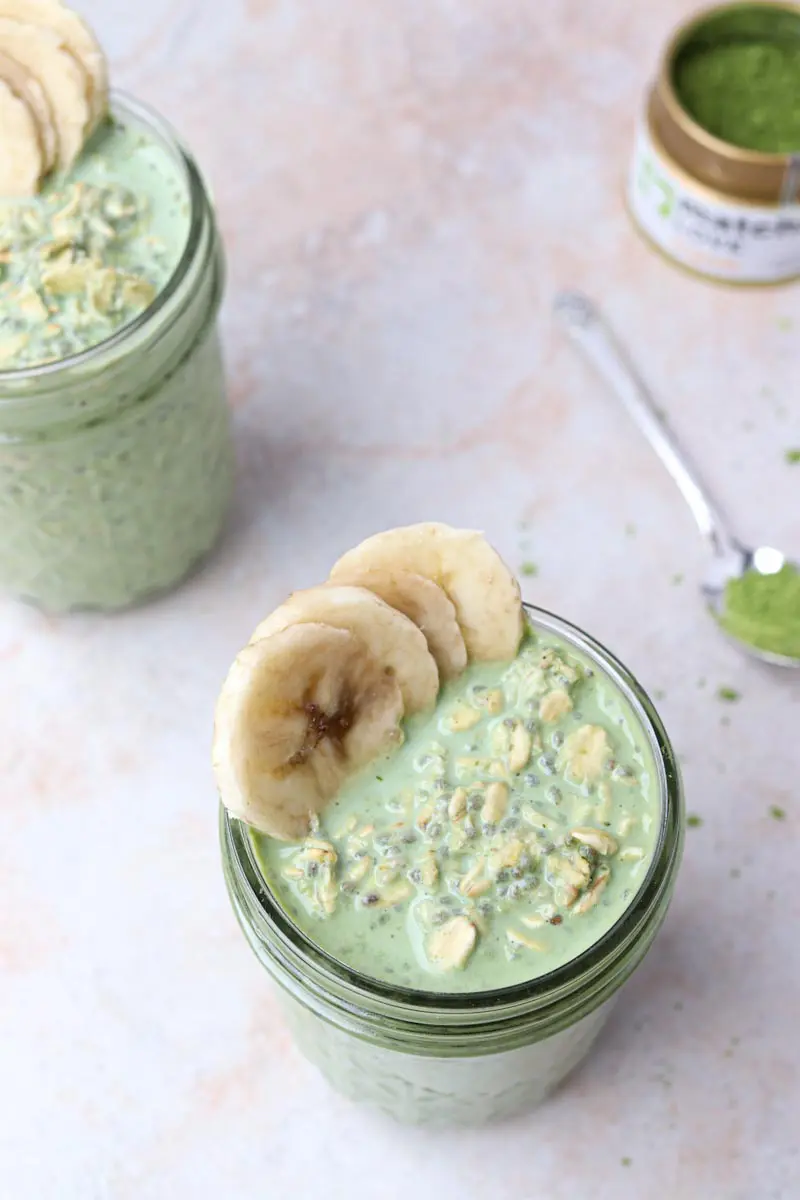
[
  {"left": 220, "top": 605, "right": 684, "bottom": 1127},
  {"left": 0, "top": 94, "right": 234, "bottom": 613}
]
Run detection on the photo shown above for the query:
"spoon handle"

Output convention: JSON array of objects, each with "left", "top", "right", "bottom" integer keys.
[{"left": 554, "top": 290, "right": 739, "bottom": 558}]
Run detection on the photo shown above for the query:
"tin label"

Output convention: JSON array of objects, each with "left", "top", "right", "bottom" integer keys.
[{"left": 628, "top": 123, "right": 800, "bottom": 283}]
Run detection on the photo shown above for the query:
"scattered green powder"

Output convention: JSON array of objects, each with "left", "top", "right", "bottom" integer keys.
[
  {"left": 687, "top": 814, "right": 704, "bottom": 828},
  {"left": 625, "top": 523, "right": 637, "bottom": 538},
  {"left": 674, "top": 39, "right": 800, "bottom": 153},
  {"left": 769, "top": 805, "right": 786, "bottom": 821},
  {"left": 672, "top": 573, "right": 684, "bottom": 586},
  {"left": 785, "top": 449, "right": 800, "bottom": 465},
  {"left": 776, "top": 316, "right": 793, "bottom": 332},
  {"left": 621, "top": 1158, "right": 632, "bottom": 1168},
  {"left": 719, "top": 564, "right": 800, "bottom": 660},
  {"left": 519, "top": 561, "right": 538, "bottom": 577},
  {"left": 717, "top": 686, "right": 741, "bottom": 702}
]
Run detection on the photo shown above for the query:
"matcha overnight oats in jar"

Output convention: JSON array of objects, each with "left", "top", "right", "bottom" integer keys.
[
  {"left": 0, "top": 88, "right": 232, "bottom": 610},
  {"left": 215, "top": 525, "right": 684, "bottom": 1126}
]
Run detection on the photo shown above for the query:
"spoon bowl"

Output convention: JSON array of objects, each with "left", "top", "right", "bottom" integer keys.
[{"left": 554, "top": 291, "right": 800, "bottom": 669}]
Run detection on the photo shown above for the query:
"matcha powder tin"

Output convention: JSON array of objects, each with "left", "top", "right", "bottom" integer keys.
[{"left": 628, "top": 2, "right": 800, "bottom": 284}]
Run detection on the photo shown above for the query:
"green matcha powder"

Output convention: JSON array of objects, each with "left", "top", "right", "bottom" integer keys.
[
  {"left": 674, "top": 38, "right": 800, "bottom": 153},
  {"left": 719, "top": 564, "right": 800, "bottom": 660}
]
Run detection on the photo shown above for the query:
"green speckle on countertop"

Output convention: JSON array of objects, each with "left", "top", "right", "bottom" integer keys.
[
  {"left": 717, "top": 686, "right": 740, "bottom": 702},
  {"left": 519, "top": 561, "right": 538, "bottom": 577},
  {"left": 785, "top": 449, "right": 800, "bottom": 465},
  {"left": 625, "top": 522, "right": 637, "bottom": 538},
  {"left": 687, "top": 814, "right": 703, "bottom": 828},
  {"left": 777, "top": 316, "right": 792, "bottom": 332},
  {"left": 654, "top": 688, "right": 666, "bottom": 700},
  {"left": 697, "top": 677, "right": 706, "bottom": 689},
  {"left": 621, "top": 1157, "right": 632, "bottom": 1168},
  {"left": 769, "top": 805, "right": 786, "bottom": 821},
  {"left": 672, "top": 573, "right": 684, "bottom": 586}
]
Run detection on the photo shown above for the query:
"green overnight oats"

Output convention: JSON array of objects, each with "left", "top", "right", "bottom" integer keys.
[
  {"left": 0, "top": 94, "right": 233, "bottom": 612},
  {"left": 218, "top": 543, "right": 683, "bottom": 1126},
  {"left": 251, "top": 626, "right": 661, "bottom": 993}
]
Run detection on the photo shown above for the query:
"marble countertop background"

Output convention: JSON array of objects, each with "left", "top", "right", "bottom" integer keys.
[{"left": 2, "top": 1, "right": 798, "bottom": 1197}]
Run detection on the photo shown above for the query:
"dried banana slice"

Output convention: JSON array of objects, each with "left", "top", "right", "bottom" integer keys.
[
  {"left": 327, "top": 565, "right": 468, "bottom": 681},
  {"left": 331, "top": 522, "right": 524, "bottom": 663},
  {"left": 212, "top": 623, "right": 404, "bottom": 840},
  {"left": 252, "top": 584, "right": 440, "bottom": 715},
  {"left": 0, "top": 75, "right": 42, "bottom": 194},
  {"left": 0, "top": 18, "right": 89, "bottom": 169},
  {"left": 0, "top": 47, "right": 56, "bottom": 169},
  {"left": 0, "top": 0, "right": 107, "bottom": 128}
]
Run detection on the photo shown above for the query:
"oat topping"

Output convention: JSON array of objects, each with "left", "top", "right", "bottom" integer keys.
[
  {"left": 255, "top": 625, "right": 660, "bottom": 991},
  {"left": 0, "top": 178, "right": 170, "bottom": 367}
]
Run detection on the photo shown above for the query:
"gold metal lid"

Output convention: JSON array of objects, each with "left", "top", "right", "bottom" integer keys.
[{"left": 652, "top": 1, "right": 800, "bottom": 203}]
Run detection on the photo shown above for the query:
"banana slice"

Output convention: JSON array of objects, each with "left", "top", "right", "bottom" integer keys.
[
  {"left": 252, "top": 585, "right": 439, "bottom": 715},
  {"left": 213, "top": 623, "right": 405, "bottom": 840},
  {"left": 0, "top": 47, "right": 56, "bottom": 170},
  {"left": 330, "top": 523, "right": 524, "bottom": 662},
  {"left": 0, "top": 18, "right": 89, "bottom": 169},
  {"left": 327, "top": 566, "right": 467, "bottom": 681},
  {"left": 0, "top": 75, "right": 42, "bottom": 194},
  {"left": 0, "top": 0, "right": 107, "bottom": 128}
]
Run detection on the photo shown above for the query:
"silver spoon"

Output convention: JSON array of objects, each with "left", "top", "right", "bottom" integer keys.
[{"left": 554, "top": 290, "right": 800, "bottom": 669}]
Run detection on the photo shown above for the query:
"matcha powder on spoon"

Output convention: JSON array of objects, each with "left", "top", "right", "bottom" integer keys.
[{"left": 718, "top": 564, "right": 800, "bottom": 661}]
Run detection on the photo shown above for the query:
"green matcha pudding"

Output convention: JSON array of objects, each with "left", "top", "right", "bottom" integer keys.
[
  {"left": 216, "top": 524, "right": 684, "bottom": 1125},
  {"left": 0, "top": 92, "right": 232, "bottom": 611}
]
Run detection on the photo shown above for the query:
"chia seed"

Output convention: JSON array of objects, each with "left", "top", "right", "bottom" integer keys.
[
  {"left": 363, "top": 893, "right": 379, "bottom": 906},
  {"left": 401, "top": 831, "right": 417, "bottom": 844},
  {"left": 551, "top": 731, "right": 564, "bottom": 749},
  {"left": 546, "top": 786, "right": 562, "bottom": 804},
  {"left": 524, "top": 718, "right": 537, "bottom": 733},
  {"left": 468, "top": 793, "right": 483, "bottom": 811},
  {"left": 524, "top": 773, "right": 540, "bottom": 788},
  {"left": 503, "top": 717, "right": 515, "bottom": 728},
  {"left": 538, "top": 754, "right": 556, "bottom": 775}
]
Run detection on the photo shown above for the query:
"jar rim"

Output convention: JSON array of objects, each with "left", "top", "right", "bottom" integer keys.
[
  {"left": 0, "top": 90, "right": 209, "bottom": 387},
  {"left": 222, "top": 604, "right": 684, "bottom": 1019}
]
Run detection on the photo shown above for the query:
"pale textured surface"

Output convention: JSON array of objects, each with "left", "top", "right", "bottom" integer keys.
[{"left": 2, "top": 1, "right": 799, "bottom": 1197}]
